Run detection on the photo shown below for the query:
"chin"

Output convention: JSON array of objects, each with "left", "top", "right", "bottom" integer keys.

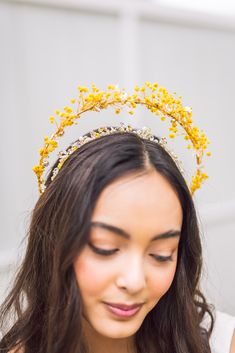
[{"left": 92, "top": 319, "right": 143, "bottom": 339}]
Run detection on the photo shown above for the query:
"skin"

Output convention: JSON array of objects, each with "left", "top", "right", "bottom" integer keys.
[
  {"left": 73, "top": 169, "right": 183, "bottom": 353},
  {"left": 230, "top": 331, "right": 235, "bottom": 353}
]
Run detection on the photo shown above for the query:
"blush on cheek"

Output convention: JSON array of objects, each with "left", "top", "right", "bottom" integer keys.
[
  {"left": 150, "top": 268, "right": 177, "bottom": 298},
  {"left": 74, "top": 260, "right": 99, "bottom": 290},
  {"left": 74, "top": 254, "right": 110, "bottom": 294}
]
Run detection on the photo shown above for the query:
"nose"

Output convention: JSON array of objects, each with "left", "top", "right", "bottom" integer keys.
[{"left": 115, "top": 253, "right": 146, "bottom": 294}]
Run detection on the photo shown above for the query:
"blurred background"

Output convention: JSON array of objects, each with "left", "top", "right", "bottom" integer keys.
[{"left": 0, "top": 0, "right": 234, "bottom": 315}]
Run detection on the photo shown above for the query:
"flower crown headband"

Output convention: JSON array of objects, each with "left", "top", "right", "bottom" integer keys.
[{"left": 33, "top": 82, "right": 211, "bottom": 195}]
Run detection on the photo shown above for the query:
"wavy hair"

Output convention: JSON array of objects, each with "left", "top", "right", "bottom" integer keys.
[{"left": 0, "top": 130, "right": 214, "bottom": 353}]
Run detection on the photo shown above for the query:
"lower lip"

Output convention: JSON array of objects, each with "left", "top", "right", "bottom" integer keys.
[{"left": 104, "top": 303, "right": 142, "bottom": 318}]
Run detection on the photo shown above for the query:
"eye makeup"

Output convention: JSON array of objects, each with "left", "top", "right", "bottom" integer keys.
[{"left": 88, "top": 243, "right": 174, "bottom": 263}]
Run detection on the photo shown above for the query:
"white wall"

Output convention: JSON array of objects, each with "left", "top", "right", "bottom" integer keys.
[
  {"left": 0, "top": 0, "right": 235, "bottom": 315},
  {"left": 155, "top": 0, "right": 235, "bottom": 16}
]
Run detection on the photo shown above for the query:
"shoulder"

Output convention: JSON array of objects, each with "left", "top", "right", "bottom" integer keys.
[
  {"left": 210, "top": 311, "right": 235, "bottom": 353},
  {"left": 229, "top": 330, "right": 235, "bottom": 353},
  {"left": 201, "top": 309, "right": 235, "bottom": 353}
]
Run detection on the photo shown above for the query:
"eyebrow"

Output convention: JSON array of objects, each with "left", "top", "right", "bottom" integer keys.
[{"left": 90, "top": 221, "right": 181, "bottom": 241}]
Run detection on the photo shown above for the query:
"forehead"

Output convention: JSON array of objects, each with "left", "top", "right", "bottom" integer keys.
[{"left": 91, "top": 170, "right": 183, "bottom": 236}]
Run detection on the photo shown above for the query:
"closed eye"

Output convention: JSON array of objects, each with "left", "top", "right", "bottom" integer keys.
[
  {"left": 89, "top": 243, "right": 173, "bottom": 262},
  {"left": 150, "top": 254, "right": 173, "bottom": 262},
  {"left": 88, "top": 243, "right": 119, "bottom": 256}
]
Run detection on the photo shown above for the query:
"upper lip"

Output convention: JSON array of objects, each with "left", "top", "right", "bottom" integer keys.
[{"left": 104, "top": 302, "right": 144, "bottom": 310}]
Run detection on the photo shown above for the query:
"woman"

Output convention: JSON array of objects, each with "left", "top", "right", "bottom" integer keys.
[
  {"left": 0, "top": 83, "right": 229, "bottom": 352},
  {"left": 0, "top": 127, "right": 215, "bottom": 353}
]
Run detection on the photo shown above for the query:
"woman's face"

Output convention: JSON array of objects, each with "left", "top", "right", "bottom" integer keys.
[{"left": 74, "top": 170, "right": 183, "bottom": 340}]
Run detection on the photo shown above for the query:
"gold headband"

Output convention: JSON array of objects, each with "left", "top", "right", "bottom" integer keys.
[
  {"left": 32, "top": 82, "right": 211, "bottom": 195},
  {"left": 50, "top": 124, "right": 184, "bottom": 183}
]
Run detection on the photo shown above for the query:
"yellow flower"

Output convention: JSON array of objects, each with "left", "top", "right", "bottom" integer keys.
[
  {"left": 107, "top": 84, "right": 115, "bottom": 90},
  {"left": 77, "top": 86, "right": 89, "bottom": 93},
  {"left": 49, "top": 139, "right": 58, "bottom": 148},
  {"left": 32, "top": 165, "right": 43, "bottom": 175},
  {"left": 39, "top": 148, "right": 48, "bottom": 157},
  {"left": 33, "top": 82, "right": 211, "bottom": 196},
  {"left": 131, "top": 102, "right": 136, "bottom": 108},
  {"left": 49, "top": 116, "right": 55, "bottom": 124},
  {"left": 169, "top": 127, "right": 178, "bottom": 133},
  {"left": 144, "top": 97, "right": 151, "bottom": 104}
]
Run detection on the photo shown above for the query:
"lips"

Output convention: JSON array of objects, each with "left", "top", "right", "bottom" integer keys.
[
  {"left": 104, "top": 302, "right": 142, "bottom": 310},
  {"left": 103, "top": 302, "right": 143, "bottom": 318}
]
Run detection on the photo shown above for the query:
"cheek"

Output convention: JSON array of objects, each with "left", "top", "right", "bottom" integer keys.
[
  {"left": 148, "top": 264, "right": 177, "bottom": 300},
  {"left": 73, "top": 250, "right": 114, "bottom": 297}
]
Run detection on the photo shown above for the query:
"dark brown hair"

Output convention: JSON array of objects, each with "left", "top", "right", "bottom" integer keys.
[{"left": 0, "top": 130, "right": 214, "bottom": 353}]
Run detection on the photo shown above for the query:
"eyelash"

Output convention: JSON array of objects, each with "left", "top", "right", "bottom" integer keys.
[{"left": 88, "top": 244, "right": 173, "bottom": 263}]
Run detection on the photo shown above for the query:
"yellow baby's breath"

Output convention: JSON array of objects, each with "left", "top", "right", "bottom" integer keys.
[
  {"left": 49, "top": 116, "right": 55, "bottom": 124},
  {"left": 33, "top": 82, "right": 211, "bottom": 195}
]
